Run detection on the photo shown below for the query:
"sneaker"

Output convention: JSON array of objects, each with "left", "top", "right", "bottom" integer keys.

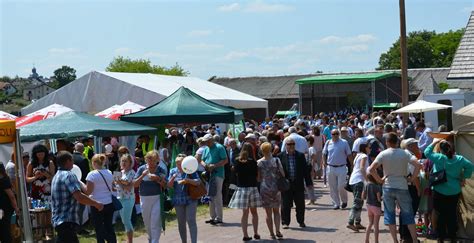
[
  {"left": 211, "top": 220, "right": 223, "bottom": 225},
  {"left": 333, "top": 206, "right": 340, "bottom": 210},
  {"left": 205, "top": 219, "right": 214, "bottom": 224},
  {"left": 355, "top": 224, "right": 366, "bottom": 230},
  {"left": 341, "top": 203, "right": 348, "bottom": 209},
  {"left": 306, "top": 200, "right": 315, "bottom": 205},
  {"left": 282, "top": 224, "right": 289, "bottom": 229},
  {"left": 346, "top": 224, "right": 359, "bottom": 232},
  {"left": 323, "top": 184, "right": 328, "bottom": 188}
]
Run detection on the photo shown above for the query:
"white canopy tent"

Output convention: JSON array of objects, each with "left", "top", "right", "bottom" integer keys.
[
  {"left": 392, "top": 99, "right": 452, "bottom": 113},
  {"left": 21, "top": 71, "right": 268, "bottom": 115}
]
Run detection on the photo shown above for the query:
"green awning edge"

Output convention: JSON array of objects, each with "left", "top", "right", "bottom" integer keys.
[
  {"left": 373, "top": 103, "right": 400, "bottom": 109},
  {"left": 295, "top": 72, "right": 401, "bottom": 84},
  {"left": 275, "top": 110, "right": 298, "bottom": 116}
]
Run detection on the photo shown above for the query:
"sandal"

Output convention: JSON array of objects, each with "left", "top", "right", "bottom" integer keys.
[
  {"left": 254, "top": 234, "right": 261, "bottom": 240},
  {"left": 276, "top": 232, "right": 283, "bottom": 238}
]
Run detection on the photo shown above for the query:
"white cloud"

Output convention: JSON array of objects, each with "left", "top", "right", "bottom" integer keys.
[
  {"left": 187, "top": 30, "right": 213, "bottom": 37},
  {"left": 319, "top": 34, "right": 376, "bottom": 44},
  {"left": 48, "top": 48, "right": 80, "bottom": 55},
  {"left": 218, "top": 3, "right": 241, "bottom": 12},
  {"left": 143, "top": 52, "right": 167, "bottom": 58},
  {"left": 217, "top": 1, "right": 293, "bottom": 13},
  {"left": 222, "top": 51, "right": 250, "bottom": 61},
  {"left": 338, "top": 44, "right": 369, "bottom": 53},
  {"left": 244, "top": 1, "right": 293, "bottom": 13},
  {"left": 176, "top": 43, "right": 223, "bottom": 51},
  {"left": 113, "top": 47, "right": 131, "bottom": 55}
]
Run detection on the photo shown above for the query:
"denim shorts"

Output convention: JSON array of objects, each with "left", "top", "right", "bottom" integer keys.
[{"left": 382, "top": 187, "right": 415, "bottom": 225}]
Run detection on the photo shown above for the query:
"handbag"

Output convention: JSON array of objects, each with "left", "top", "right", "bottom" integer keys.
[
  {"left": 275, "top": 158, "right": 290, "bottom": 192},
  {"left": 429, "top": 160, "right": 447, "bottom": 187},
  {"left": 98, "top": 171, "right": 123, "bottom": 211},
  {"left": 187, "top": 174, "right": 207, "bottom": 200},
  {"left": 344, "top": 177, "right": 353, "bottom": 192}
]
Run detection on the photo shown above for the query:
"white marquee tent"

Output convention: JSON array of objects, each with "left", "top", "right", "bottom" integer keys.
[{"left": 21, "top": 71, "right": 268, "bottom": 115}]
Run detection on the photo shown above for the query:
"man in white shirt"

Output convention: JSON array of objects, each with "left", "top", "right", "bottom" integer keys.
[
  {"left": 322, "top": 129, "right": 353, "bottom": 209},
  {"left": 281, "top": 127, "right": 308, "bottom": 154}
]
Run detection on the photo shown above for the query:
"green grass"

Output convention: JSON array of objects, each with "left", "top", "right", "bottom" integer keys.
[{"left": 79, "top": 204, "right": 209, "bottom": 243}]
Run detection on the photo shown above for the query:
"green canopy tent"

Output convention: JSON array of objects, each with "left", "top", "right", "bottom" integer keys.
[
  {"left": 20, "top": 111, "right": 157, "bottom": 142},
  {"left": 120, "top": 86, "right": 244, "bottom": 125}
]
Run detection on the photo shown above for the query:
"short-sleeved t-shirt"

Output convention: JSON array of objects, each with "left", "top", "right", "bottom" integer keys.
[
  {"left": 201, "top": 143, "right": 227, "bottom": 178},
  {"left": 0, "top": 177, "right": 13, "bottom": 212},
  {"left": 5, "top": 161, "right": 15, "bottom": 180},
  {"left": 134, "top": 164, "right": 166, "bottom": 196},
  {"left": 352, "top": 137, "right": 368, "bottom": 153},
  {"left": 322, "top": 139, "right": 351, "bottom": 166},
  {"left": 51, "top": 169, "right": 81, "bottom": 227},
  {"left": 373, "top": 148, "right": 411, "bottom": 190},
  {"left": 86, "top": 169, "right": 113, "bottom": 204},
  {"left": 365, "top": 182, "right": 382, "bottom": 207}
]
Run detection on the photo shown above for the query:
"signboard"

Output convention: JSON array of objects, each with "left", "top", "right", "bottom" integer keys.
[{"left": 0, "top": 120, "right": 16, "bottom": 144}]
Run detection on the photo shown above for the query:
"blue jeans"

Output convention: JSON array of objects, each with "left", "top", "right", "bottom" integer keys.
[
  {"left": 382, "top": 188, "right": 415, "bottom": 225},
  {"left": 119, "top": 197, "right": 135, "bottom": 232}
]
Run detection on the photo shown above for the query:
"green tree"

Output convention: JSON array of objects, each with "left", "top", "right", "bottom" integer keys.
[
  {"left": 106, "top": 56, "right": 189, "bottom": 76},
  {"left": 377, "top": 29, "right": 464, "bottom": 70},
  {"left": 51, "top": 65, "right": 77, "bottom": 88}
]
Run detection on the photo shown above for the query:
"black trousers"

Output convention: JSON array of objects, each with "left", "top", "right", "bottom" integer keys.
[
  {"left": 55, "top": 222, "right": 79, "bottom": 243},
  {"left": 0, "top": 209, "right": 13, "bottom": 243},
  {"left": 399, "top": 185, "right": 420, "bottom": 242},
  {"left": 281, "top": 181, "right": 305, "bottom": 226},
  {"left": 91, "top": 203, "right": 117, "bottom": 243},
  {"left": 433, "top": 191, "right": 460, "bottom": 241}
]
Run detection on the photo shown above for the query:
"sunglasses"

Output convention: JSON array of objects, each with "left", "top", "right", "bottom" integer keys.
[
  {"left": 331, "top": 133, "right": 339, "bottom": 136},
  {"left": 286, "top": 143, "right": 295, "bottom": 146}
]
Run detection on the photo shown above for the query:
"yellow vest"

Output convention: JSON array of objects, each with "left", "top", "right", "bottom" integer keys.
[{"left": 141, "top": 140, "right": 154, "bottom": 154}]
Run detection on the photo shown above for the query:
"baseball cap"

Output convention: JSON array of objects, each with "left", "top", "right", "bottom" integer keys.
[
  {"left": 400, "top": 138, "right": 418, "bottom": 149},
  {"left": 245, "top": 133, "right": 256, "bottom": 140}
]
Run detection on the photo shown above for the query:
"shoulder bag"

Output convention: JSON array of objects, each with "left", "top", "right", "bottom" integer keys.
[
  {"left": 187, "top": 173, "right": 207, "bottom": 200},
  {"left": 429, "top": 159, "right": 447, "bottom": 187},
  {"left": 98, "top": 171, "right": 123, "bottom": 211},
  {"left": 275, "top": 158, "right": 290, "bottom": 192}
]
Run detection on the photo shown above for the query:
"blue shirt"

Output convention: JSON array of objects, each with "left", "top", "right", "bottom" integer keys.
[
  {"left": 134, "top": 164, "right": 167, "bottom": 196},
  {"left": 51, "top": 169, "right": 81, "bottom": 227},
  {"left": 168, "top": 168, "right": 199, "bottom": 206},
  {"left": 323, "top": 125, "right": 335, "bottom": 140},
  {"left": 323, "top": 139, "right": 351, "bottom": 166},
  {"left": 201, "top": 143, "right": 227, "bottom": 178},
  {"left": 418, "top": 128, "right": 433, "bottom": 152}
]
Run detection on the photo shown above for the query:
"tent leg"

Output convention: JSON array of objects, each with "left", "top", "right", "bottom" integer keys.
[{"left": 15, "top": 130, "right": 33, "bottom": 243}]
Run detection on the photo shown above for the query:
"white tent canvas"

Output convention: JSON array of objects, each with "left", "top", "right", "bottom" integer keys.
[
  {"left": 392, "top": 100, "right": 452, "bottom": 113},
  {"left": 21, "top": 71, "right": 268, "bottom": 115}
]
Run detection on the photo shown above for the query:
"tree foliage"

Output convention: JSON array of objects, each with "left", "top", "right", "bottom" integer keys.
[
  {"left": 51, "top": 65, "right": 77, "bottom": 89},
  {"left": 377, "top": 29, "right": 464, "bottom": 70},
  {"left": 106, "top": 56, "right": 189, "bottom": 76}
]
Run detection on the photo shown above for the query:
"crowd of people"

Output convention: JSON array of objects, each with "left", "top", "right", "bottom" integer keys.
[{"left": 0, "top": 109, "right": 473, "bottom": 243}]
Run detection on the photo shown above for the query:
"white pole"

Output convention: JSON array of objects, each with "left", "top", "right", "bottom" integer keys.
[{"left": 15, "top": 130, "right": 33, "bottom": 242}]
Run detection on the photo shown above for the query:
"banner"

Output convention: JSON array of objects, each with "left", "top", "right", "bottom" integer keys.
[{"left": 0, "top": 120, "right": 16, "bottom": 144}]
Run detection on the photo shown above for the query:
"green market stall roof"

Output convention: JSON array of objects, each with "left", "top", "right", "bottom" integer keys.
[
  {"left": 19, "top": 111, "right": 157, "bottom": 142},
  {"left": 373, "top": 103, "right": 400, "bottom": 109},
  {"left": 121, "top": 86, "right": 243, "bottom": 125},
  {"left": 295, "top": 72, "right": 400, "bottom": 85}
]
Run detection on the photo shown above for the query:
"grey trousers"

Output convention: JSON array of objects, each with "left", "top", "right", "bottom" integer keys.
[{"left": 175, "top": 201, "right": 198, "bottom": 243}]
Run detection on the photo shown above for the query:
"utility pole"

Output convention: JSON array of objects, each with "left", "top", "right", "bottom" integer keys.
[{"left": 399, "top": 0, "right": 409, "bottom": 108}]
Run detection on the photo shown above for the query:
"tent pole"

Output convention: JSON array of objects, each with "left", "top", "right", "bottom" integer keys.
[{"left": 15, "top": 130, "right": 33, "bottom": 243}]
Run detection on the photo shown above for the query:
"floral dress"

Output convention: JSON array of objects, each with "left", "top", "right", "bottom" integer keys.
[
  {"left": 117, "top": 170, "right": 136, "bottom": 200},
  {"left": 31, "top": 164, "right": 52, "bottom": 201},
  {"left": 257, "top": 157, "right": 282, "bottom": 208}
]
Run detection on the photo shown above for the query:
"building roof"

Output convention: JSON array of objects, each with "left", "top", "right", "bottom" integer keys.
[
  {"left": 448, "top": 11, "right": 474, "bottom": 80},
  {"left": 295, "top": 72, "right": 400, "bottom": 85},
  {"left": 210, "top": 68, "right": 450, "bottom": 100}
]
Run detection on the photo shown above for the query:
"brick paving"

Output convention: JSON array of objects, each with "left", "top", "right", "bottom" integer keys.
[{"left": 135, "top": 180, "right": 432, "bottom": 243}]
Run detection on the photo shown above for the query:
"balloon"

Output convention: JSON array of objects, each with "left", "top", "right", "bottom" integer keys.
[
  {"left": 71, "top": 164, "right": 82, "bottom": 180},
  {"left": 105, "top": 144, "right": 113, "bottom": 153},
  {"left": 182, "top": 156, "right": 198, "bottom": 174}
]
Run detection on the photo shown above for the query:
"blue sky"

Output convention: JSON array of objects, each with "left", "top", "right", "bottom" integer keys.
[{"left": 1, "top": 0, "right": 473, "bottom": 80}]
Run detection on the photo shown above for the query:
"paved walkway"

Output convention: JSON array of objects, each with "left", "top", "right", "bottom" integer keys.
[{"left": 135, "top": 180, "right": 428, "bottom": 243}]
